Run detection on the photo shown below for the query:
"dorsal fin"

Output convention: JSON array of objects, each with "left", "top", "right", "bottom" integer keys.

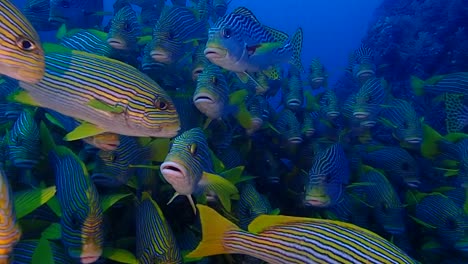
[
  {"left": 232, "top": 7, "right": 260, "bottom": 23},
  {"left": 263, "top": 25, "right": 289, "bottom": 42}
]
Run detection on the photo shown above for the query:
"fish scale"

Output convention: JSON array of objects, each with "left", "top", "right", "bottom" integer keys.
[
  {"left": 60, "top": 30, "right": 114, "bottom": 57},
  {"left": 7, "top": 108, "right": 40, "bottom": 168}
]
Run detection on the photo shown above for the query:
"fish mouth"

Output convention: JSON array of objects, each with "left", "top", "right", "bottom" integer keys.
[
  {"left": 384, "top": 225, "right": 406, "bottom": 235},
  {"left": 353, "top": 111, "right": 370, "bottom": 119},
  {"left": 160, "top": 161, "right": 187, "bottom": 180},
  {"left": 303, "top": 129, "right": 315, "bottom": 137},
  {"left": 80, "top": 256, "right": 101, "bottom": 264},
  {"left": 287, "top": 99, "right": 302, "bottom": 108},
  {"left": 327, "top": 111, "right": 340, "bottom": 118},
  {"left": 360, "top": 120, "right": 376, "bottom": 127},
  {"left": 250, "top": 117, "right": 264, "bottom": 129},
  {"left": 193, "top": 92, "right": 216, "bottom": 104},
  {"left": 107, "top": 38, "right": 127, "bottom": 50},
  {"left": 405, "top": 137, "right": 422, "bottom": 144},
  {"left": 49, "top": 16, "right": 67, "bottom": 24},
  {"left": 356, "top": 69, "right": 375, "bottom": 78},
  {"left": 304, "top": 196, "right": 330, "bottom": 207},
  {"left": 405, "top": 179, "right": 421, "bottom": 188},
  {"left": 204, "top": 47, "right": 227, "bottom": 59},
  {"left": 150, "top": 50, "right": 171, "bottom": 63},
  {"left": 288, "top": 137, "right": 303, "bottom": 144}
]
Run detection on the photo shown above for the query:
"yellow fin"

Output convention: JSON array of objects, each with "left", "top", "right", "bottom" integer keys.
[
  {"left": 56, "top": 23, "right": 67, "bottom": 40},
  {"left": 64, "top": 122, "right": 106, "bottom": 141},
  {"left": 421, "top": 124, "right": 443, "bottom": 159},
  {"left": 200, "top": 172, "right": 238, "bottom": 212},
  {"left": 185, "top": 205, "right": 240, "bottom": 259},
  {"left": 235, "top": 105, "right": 253, "bottom": 129},
  {"left": 228, "top": 89, "right": 249, "bottom": 106},
  {"left": 42, "top": 42, "right": 73, "bottom": 53},
  {"left": 410, "top": 76, "right": 425, "bottom": 96},
  {"left": 8, "top": 90, "right": 40, "bottom": 107},
  {"left": 148, "top": 138, "right": 171, "bottom": 162},
  {"left": 87, "top": 98, "right": 124, "bottom": 113}
]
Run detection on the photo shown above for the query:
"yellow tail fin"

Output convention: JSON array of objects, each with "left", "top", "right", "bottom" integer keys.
[{"left": 185, "top": 205, "right": 240, "bottom": 258}]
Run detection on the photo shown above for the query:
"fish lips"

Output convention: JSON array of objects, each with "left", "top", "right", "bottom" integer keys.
[
  {"left": 288, "top": 136, "right": 303, "bottom": 144},
  {"left": 150, "top": 49, "right": 172, "bottom": 64},
  {"left": 404, "top": 137, "right": 422, "bottom": 144},
  {"left": 107, "top": 38, "right": 127, "bottom": 50},
  {"left": 304, "top": 196, "right": 330, "bottom": 207},
  {"left": 160, "top": 161, "right": 188, "bottom": 186},
  {"left": 327, "top": 111, "right": 340, "bottom": 118},
  {"left": 204, "top": 47, "right": 228, "bottom": 59}
]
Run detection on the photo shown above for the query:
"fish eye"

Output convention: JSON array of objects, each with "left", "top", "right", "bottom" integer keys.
[
  {"left": 189, "top": 143, "right": 197, "bottom": 156},
  {"left": 16, "top": 37, "right": 36, "bottom": 51},
  {"left": 222, "top": 28, "right": 231, "bottom": 38},
  {"left": 61, "top": 0, "right": 70, "bottom": 8},
  {"left": 154, "top": 97, "right": 168, "bottom": 110}
]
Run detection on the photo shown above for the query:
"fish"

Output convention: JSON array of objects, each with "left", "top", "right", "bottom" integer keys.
[
  {"left": 245, "top": 94, "right": 268, "bottom": 134},
  {"left": 274, "top": 109, "right": 303, "bottom": 144},
  {"left": 5, "top": 108, "right": 40, "bottom": 169},
  {"left": 304, "top": 143, "right": 350, "bottom": 208},
  {"left": 283, "top": 67, "right": 304, "bottom": 111},
  {"left": 49, "top": 145, "right": 104, "bottom": 263},
  {"left": 58, "top": 28, "right": 114, "bottom": 57},
  {"left": 193, "top": 63, "right": 230, "bottom": 120},
  {"left": 318, "top": 89, "right": 340, "bottom": 120},
  {"left": 352, "top": 44, "right": 376, "bottom": 84},
  {"left": 92, "top": 136, "right": 151, "bottom": 187},
  {"left": 354, "top": 165, "right": 406, "bottom": 235},
  {"left": 411, "top": 72, "right": 468, "bottom": 96},
  {"left": 22, "top": 0, "right": 60, "bottom": 31},
  {"left": 204, "top": 7, "right": 303, "bottom": 81},
  {"left": 307, "top": 58, "right": 328, "bottom": 89},
  {"left": 0, "top": 0, "right": 45, "bottom": 84},
  {"left": 379, "top": 98, "right": 424, "bottom": 144},
  {"left": 12, "top": 239, "right": 74, "bottom": 264},
  {"left": 13, "top": 47, "right": 180, "bottom": 140},
  {"left": 352, "top": 77, "right": 387, "bottom": 123},
  {"left": 136, "top": 192, "right": 182, "bottom": 263},
  {"left": 191, "top": 43, "right": 210, "bottom": 81},
  {"left": 139, "top": 1, "right": 164, "bottom": 28},
  {"left": 160, "top": 127, "right": 238, "bottom": 214},
  {"left": 0, "top": 168, "right": 22, "bottom": 261},
  {"left": 187, "top": 204, "right": 417, "bottom": 264},
  {"left": 360, "top": 145, "right": 421, "bottom": 188},
  {"left": 238, "top": 183, "right": 276, "bottom": 230},
  {"left": 107, "top": 5, "right": 142, "bottom": 51},
  {"left": 444, "top": 93, "right": 468, "bottom": 133},
  {"left": 48, "top": 0, "right": 104, "bottom": 29},
  {"left": 212, "top": 0, "right": 230, "bottom": 18},
  {"left": 301, "top": 112, "right": 316, "bottom": 137},
  {"left": 150, "top": 6, "right": 207, "bottom": 64}
]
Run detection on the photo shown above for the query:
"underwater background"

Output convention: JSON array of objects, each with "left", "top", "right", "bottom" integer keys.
[{"left": 0, "top": 0, "right": 467, "bottom": 263}]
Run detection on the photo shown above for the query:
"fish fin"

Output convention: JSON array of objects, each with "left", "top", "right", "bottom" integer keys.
[
  {"left": 422, "top": 239, "right": 443, "bottom": 251},
  {"left": 7, "top": 90, "right": 40, "bottom": 107},
  {"left": 56, "top": 23, "right": 67, "bottom": 40},
  {"left": 444, "top": 132, "right": 468, "bottom": 143},
  {"left": 425, "top": 75, "right": 446, "bottom": 85},
  {"left": 221, "top": 166, "right": 254, "bottom": 185},
  {"left": 232, "top": 7, "right": 260, "bottom": 23},
  {"left": 248, "top": 42, "right": 283, "bottom": 56},
  {"left": 203, "top": 118, "right": 213, "bottom": 130},
  {"left": 14, "top": 186, "right": 57, "bottom": 219},
  {"left": 289, "top": 28, "right": 304, "bottom": 72},
  {"left": 410, "top": 76, "right": 425, "bottom": 96},
  {"left": 137, "top": 35, "right": 152, "bottom": 46},
  {"left": 420, "top": 124, "right": 443, "bottom": 159},
  {"left": 86, "top": 29, "right": 109, "bottom": 41},
  {"left": 63, "top": 122, "right": 107, "bottom": 141},
  {"left": 101, "top": 247, "right": 138, "bottom": 264},
  {"left": 409, "top": 215, "right": 437, "bottom": 229},
  {"left": 87, "top": 98, "right": 125, "bottom": 113},
  {"left": 209, "top": 149, "right": 225, "bottom": 173},
  {"left": 41, "top": 222, "right": 62, "bottom": 240},
  {"left": 235, "top": 72, "right": 250, "bottom": 83},
  {"left": 87, "top": 11, "right": 113, "bottom": 16},
  {"left": 269, "top": 208, "right": 281, "bottom": 215},
  {"left": 101, "top": 193, "right": 132, "bottom": 212},
  {"left": 200, "top": 172, "right": 238, "bottom": 212},
  {"left": 234, "top": 104, "right": 253, "bottom": 129},
  {"left": 148, "top": 138, "right": 171, "bottom": 162},
  {"left": 262, "top": 67, "right": 281, "bottom": 80},
  {"left": 32, "top": 237, "right": 54, "bottom": 264},
  {"left": 42, "top": 42, "right": 74, "bottom": 53},
  {"left": 263, "top": 26, "right": 289, "bottom": 43},
  {"left": 44, "top": 113, "right": 65, "bottom": 130},
  {"left": 39, "top": 122, "right": 57, "bottom": 155},
  {"left": 228, "top": 89, "right": 249, "bottom": 105},
  {"left": 185, "top": 205, "right": 240, "bottom": 258},
  {"left": 248, "top": 214, "right": 314, "bottom": 233},
  {"left": 378, "top": 117, "right": 397, "bottom": 129}
]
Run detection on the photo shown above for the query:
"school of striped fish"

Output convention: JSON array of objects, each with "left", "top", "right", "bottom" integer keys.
[{"left": 0, "top": 0, "right": 467, "bottom": 263}]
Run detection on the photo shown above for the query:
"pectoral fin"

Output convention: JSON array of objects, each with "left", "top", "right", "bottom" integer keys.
[
  {"left": 199, "top": 172, "right": 238, "bottom": 212},
  {"left": 63, "top": 122, "right": 107, "bottom": 141},
  {"left": 87, "top": 98, "right": 125, "bottom": 114}
]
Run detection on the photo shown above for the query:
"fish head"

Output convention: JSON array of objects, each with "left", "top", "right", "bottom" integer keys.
[
  {"left": 0, "top": 1, "right": 45, "bottom": 84},
  {"left": 204, "top": 21, "right": 245, "bottom": 71},
  {"left": 375, "top": 201, "right": 406, "bottom": 235},
  {"left": 7, "top": 110, "right": 40, "bottom": 169},
  {"left": 149, "top": 34, "right": 181, "bottom": 64},
  {"left": 394, "top": 120, "right": 423, "bottom": 144},
  {"left": 304, "top": 174, "right": 344, "bottom": 208},
  {"left": 127, "top": 89, "right": 180, "bottom": 138},
  {"left": 107, "top": 6, "right": 141, "bottom": 51},
  {"left": 193, "top": 64, "right": 228, "bottom": 119},
  {"left": 353, "top": 62, "right": 375, "bottom": 84},
  {"left": 213, "top": 0, "right": 229, "bottom": 17},
  {"left": 160, "top": 128, "right": 210, "bottom": 196},
  {"left": 319, "top": 90, "right": 340, "bottom": 120},
  {"left": 275, "top": 110, "right": 303, "bottom": 144}
]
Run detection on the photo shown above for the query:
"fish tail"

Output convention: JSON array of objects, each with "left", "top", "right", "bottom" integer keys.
[
  {"left": 410, "top": 75, "right": 425, "bottom": 96},
  {"left": 290, "top": 28, "right": 304, "bottom": 72},
  {"left": 186, "top": 205, "right": 240, "bottom": 259}
]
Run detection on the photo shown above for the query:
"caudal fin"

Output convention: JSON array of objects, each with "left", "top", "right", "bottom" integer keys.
[
  {"left": 290, "top": 28, "right": 304, "bottom": 73},
  {"left": 185, "top": 205, "right": 240, "bottom": 259}
]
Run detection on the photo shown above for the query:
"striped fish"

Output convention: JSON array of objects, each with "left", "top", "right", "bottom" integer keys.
[
  {"left": 92, "top": 136, "right": 151, "bottom": 188},
  {"left": 245, "top": 94, "right": 268, "bottom": 135},
  {"left": 213, "top": 146, "right": 243, "bottom": 170},
  {"left": 60, "top": 29, "right": 114, "bottom": 57},
  {"left": 139, "top": 1, "right": 164, "bottom": 28},
  {"left": 360, "top": 146, "right": 420, "bottom": 188},
  {"left": 150, "top": 6, "right": 207, "bottom": 64},
  {"left": 0, "top": 168, "right": 21, "bottom": 261},
  {"left": 205, "top": 7, "right": 303, "bottom": 77},
  {"left": 48, "top": 0, "right": 103, "bottom": 29},
  {"left": 238, "top": 183, "right": 274, "bottom": 230},
  {"left": 352, "top": 44, "right": 375, "bottom": 83},
  {"left": 136, "top": 192, "right": 182, "bottom": 263},
  {"left": 22, "top": 0, "right": 59, "bottom": 31},
  {"left": 352, "top": 77, "right": 387, "bottom": 125},
  {"left": 191, "top": 43, "right": 210, "bottom": 82},
  {"left": 301, "top": 111, "right": 316, "bottom": 137},
  {"left": 0, "top": 0, "right": 45, "bottom": 84},
  {"left": 187, "top": 204, "right": 417, "bottom": 264},
  {"left": 355, "top": 166, "right": 406, "bottom": 235},
  {"left": 379, "top": 98, "right": 423, "bottom": 144},
  {"left": 15, "top": 49, "right": 180, "bottom": 140},
  {"left": 193, "top": 63, "right": 230, "bottom": 120},
  {"left": 6, "top": 108, "right": 40, "bottom": 169},
  {"left": 411, "top": 72, "right": 468, "bottom": 96},
  {"left": 12, "top": 239, "right": 74, "bottom": 263},
  {"left": 160, "top": 127, "right": 238, "bottom": 214},
  {"left": 274, "top": 109, "right": 303, "bottom": 144},
  {"left": 319, "top": 89, "right": 340, "bottom": 120},
  {"left": 50, "top": 146, "right": 103, "bottom": 263},
  {"left": 307, "top": 58, "right": 328, "bottom": 89},
  {"left": 444, "top": 93, "right": 468, "bottom": 133},
  {"left": 283, "top": 67, "right": 304, "bottom": 111},
  {"left": 414, "top": 193, "right": 468, "bottom": 250},
  {"left": 107, "top": 5, "right": 142, "bottom": 51},
  {"left": 304, "top": 143, "right": 350, "bottom": 208}
]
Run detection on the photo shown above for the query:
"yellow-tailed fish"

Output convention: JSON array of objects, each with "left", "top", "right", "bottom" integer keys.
[
  {"left": 187, "top": 204, "right": 418, "bottom": 264},
  {"left": 13, "top": 47, "right": 180, "bottom": 140},
  {"left": 0, "top": 0, "right": 45, "bottom": 83},
  {"left": 49, "top": 146, "right": 103, "bottom": 263},
  {"left": 0, "top": 168, "right": 21, "bottom": 263}
]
